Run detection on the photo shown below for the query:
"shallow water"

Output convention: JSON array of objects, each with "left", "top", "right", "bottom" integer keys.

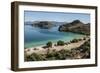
[{"left": 24, "top": 25, "right": 84, "bottom": 48}]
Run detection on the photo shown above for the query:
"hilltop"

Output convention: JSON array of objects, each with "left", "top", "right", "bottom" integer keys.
[{"left": 58, "top": 20, "right": 90, "bottom": 35}]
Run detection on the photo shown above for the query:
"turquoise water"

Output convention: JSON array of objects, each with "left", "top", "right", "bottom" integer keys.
[{"left": 24, "top": 25, "right": 84, "bottom": 48}]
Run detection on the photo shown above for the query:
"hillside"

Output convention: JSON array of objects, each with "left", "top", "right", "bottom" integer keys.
[
  {"left": 32, "top": 21, "right": 54, "bottom": 29},
  {"left": 58, "top": 20, "right": 90, "bottom": 35}
]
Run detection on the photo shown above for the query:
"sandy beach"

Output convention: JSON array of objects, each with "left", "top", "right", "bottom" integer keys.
[{"left": 25, "top": 36, "right": 89, "bottom": 55}]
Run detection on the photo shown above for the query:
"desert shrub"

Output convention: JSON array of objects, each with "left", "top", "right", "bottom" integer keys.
[
  {"left": 78, "top": 39, "right": 82, "bottom": 41},
  {"left": 57, "top": 40, "right": 65, "bottom": 46},
  {"left": 25, "top": 53, "right": 47, "bottom": 61},
  {"left": 80, "top": 39, "right": 90, "bottom": 52},
  {"left": 46, "top": 41, "right": 52, "bottom": 47},
  {"left": 83, "top": 37, "right": 86, "bottom": 40},
  {"left": 56, "top": 52, "right": 64, "bottom": 60},
  {"left": 70, "top": 39, "right": 79, "bottom": 43},
  {"left": 54, "top": 50, "right": 71, "bottom": 60},
  {"left": 34, "top": 48, "right": 38, "bottom": 50},
  {"left": 25, "top": 39, "right": 91, "bottom": 61},
  {"left": 25, "top": 55, "right": 36, "bottom": 61},
  {"left": 25, "top": 49, "right": 73, "bottom": 61}
]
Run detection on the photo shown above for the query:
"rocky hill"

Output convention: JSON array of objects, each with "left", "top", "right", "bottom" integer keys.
[
  {"left": 58, "top": 20, "right": 90, "bottom": 35},
  {"left": 32, "top": 21, "right": 54, "bottom": 29}
]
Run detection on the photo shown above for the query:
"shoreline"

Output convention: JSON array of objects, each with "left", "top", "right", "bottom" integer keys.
[
  {"left": 24, "top": 34, "right": 85, "bottom": 48},
  {"left": 25, "top": 36, "right": 89, "bottom": 55}
]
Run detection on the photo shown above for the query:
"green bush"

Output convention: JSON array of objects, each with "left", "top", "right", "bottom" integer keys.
[
  {"left": 70, "top": 39, "right": 79, "bottom": 43},
  {"left": 46, "top": 41, "right": 52, "bottom": 47},
  {"left": 25, "top": 53, "right": 46, "bottom": 61},
  {"left": 25, "top": 39, "right": 90, "bottom": 61},
  {"left": 57, "top": 40, "right": 65, "bottom": 46},
  {"left": 83, "top": 37, "right": 86, "bottom": 40}
]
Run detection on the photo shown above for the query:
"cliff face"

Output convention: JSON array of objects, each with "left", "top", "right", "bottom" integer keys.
[{"left": 58, "top": 20, "right": 90, "bottom": 35}]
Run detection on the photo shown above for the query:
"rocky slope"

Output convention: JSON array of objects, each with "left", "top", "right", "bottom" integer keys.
[{"left": 58, "top": 20, "right": 90, "bottom": 35}]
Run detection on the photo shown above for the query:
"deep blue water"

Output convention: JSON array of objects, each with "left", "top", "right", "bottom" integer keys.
[{"left": 24, "top": 25, "right": 84, "bottom": 48}]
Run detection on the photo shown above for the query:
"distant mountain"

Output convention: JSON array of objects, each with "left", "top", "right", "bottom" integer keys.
[
  {"left": 50, "top": 21, "right": 67, "bottom": 26},
  {"left": 31, "top": 21, "right": 67, "bottom": 29},
  {"left": 32, "top": 21, "right": 54, "bottom": 29},
  {"left": 58, "top": 20, "right": 90, "bottom": 35},
  {"left": 25, "top": 20, "right": 90, "bottom": 35}
]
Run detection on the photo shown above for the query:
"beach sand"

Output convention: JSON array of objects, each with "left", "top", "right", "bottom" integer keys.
[{"left": 25, "top": 36, "right": 89, "bottom": 55}]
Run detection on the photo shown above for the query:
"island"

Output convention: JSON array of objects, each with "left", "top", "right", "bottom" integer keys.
[{"left": 32, "top": 21, "right": 54, "bottom": 29}]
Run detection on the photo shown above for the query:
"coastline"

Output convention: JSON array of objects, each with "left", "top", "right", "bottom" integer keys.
[
  {"left": 25, "top": 36, "right": 89, "bottom": 55},
  {"left": 24, "top": 31, "right": 85, "bottom": 48}
]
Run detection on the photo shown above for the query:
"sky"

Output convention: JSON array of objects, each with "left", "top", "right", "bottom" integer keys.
[{"left": 24, "top": 11, "right": 90, "bottom": 23}]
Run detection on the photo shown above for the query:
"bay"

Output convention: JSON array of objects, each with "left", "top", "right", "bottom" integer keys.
[{"left": 24, "top": 25, "right": 84, "bottom": 48}]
